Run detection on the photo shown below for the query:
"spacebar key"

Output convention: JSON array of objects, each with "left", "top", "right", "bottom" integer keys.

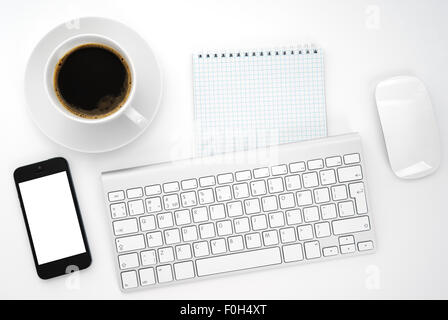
[{"left": 196, "top": 248, "right": 282, "bottom": 276}]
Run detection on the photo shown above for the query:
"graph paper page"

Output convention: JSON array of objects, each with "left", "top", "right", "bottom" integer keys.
[{"left": 193, "top": 47, "right": 327, "bottom": 156}]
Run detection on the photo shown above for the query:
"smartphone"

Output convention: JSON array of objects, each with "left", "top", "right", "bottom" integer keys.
[{"left": 14, "top": 157, "right": 91, "bottom": 279}]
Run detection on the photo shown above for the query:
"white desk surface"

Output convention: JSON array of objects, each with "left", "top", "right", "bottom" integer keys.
[{"left": 1, "top": 0, "right": 447, "bottom": 299}]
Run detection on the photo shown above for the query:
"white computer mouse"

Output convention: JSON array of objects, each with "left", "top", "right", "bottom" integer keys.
[{"left": 375, "top": 76, "right": 441, "bottom": 179}]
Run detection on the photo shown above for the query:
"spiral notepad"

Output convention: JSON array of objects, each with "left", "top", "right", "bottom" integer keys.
[{"left": 193, "top": 46, "right": 327, "bottom": 156}]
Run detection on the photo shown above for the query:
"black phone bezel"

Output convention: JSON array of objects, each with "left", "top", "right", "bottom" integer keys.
[{"left": 13, "top": 157, "right": 91, "bottom": 280}]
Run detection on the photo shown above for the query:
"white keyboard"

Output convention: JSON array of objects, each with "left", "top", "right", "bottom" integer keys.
[{"left": 102, "top": 133, "right": 376, "bottom": 291}]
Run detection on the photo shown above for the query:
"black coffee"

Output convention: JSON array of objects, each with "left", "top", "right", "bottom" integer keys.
[{"left": 54, "top": 44, "right": 132, "bottom": 119}]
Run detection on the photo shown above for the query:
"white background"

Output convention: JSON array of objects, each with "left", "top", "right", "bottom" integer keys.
[{"left": 1, "top": 0, "right": 447, "bottom": 299}]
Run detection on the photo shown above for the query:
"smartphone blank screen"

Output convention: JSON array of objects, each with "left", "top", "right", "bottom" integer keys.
[{"left": 19, "top": 171, "right": 86, "bottom": 265}]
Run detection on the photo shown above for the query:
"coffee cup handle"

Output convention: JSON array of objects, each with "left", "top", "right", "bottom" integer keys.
[{"left": 125, "top": 106, "right": 148, "bottom": 128}]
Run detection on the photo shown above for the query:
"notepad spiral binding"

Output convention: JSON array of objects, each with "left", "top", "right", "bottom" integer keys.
[{"left": 195, "top": 45, "right": 320, "bottom": 59}]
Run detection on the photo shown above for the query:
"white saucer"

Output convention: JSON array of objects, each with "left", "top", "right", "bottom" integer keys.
[{"left": 25, "top": 17, "right": 162, "bottom": 153}]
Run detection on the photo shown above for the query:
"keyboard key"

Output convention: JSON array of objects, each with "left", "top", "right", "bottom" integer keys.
[
  {"left": 174, "top": 261, "right": 195, "bottom": 280},
  {"left": 268, "top": 212, "right": 285, "bottom": 228},
  {"left": 314, "top": 188, "right": 330, "bottom": 203},
  {"left": 180, "top": 191, "right": 197, "bottom": 207},
  {"left": 209, "top": 204, "right": 226, "bottom": 220},
  {"left": 175, "top": 244, "right": 192, "bottom": 260},
  {"left": 181, "top": 179, "right": 197, "bottom": 190},
  {"left": 304, "top": 241, "right": 321, "bottom": 259},
  {"left": 250, "top": 180, "right": 267, "bottom": 196},
  {"left": 233, "top": 183, "right": 250, "bottom": 199},
  {"left": 199, "top": 223, "right": 216, "bottom": 239},
  {"left": 139, "top": 268, "right": 156, "bottom": 286},
  {"left": 210, "top": 238, "right": 227, "bottom": 254},
  {"left": 228, "top": 236, "right": 244, "bottom": 251},
  {"left": 320, "top": 169, "right": 336, "bottom": 185},
  {"left": 121, "top": 270, "right": 138, "bottom": 289},
  {"left": 198, "top": 189, "right": 214, "bottom": 205},
  {"left": 157, "top": 212, "right": 174, "bottom": 228},
  {"left": 146, "top": 197, "right": 162, "bottom": 213},
  {"left": 282, "top": 244, "right": 303, "bottom": 262},
  {"left": 315, "top": 222, "right": 331, "bottom": 238},
  {"left": 323, "top": 246, "right": 338, "bottom": 257},
  {"left": 158, "top": 247, "right": 175, "bottom": 263},
  {"left": 280, "top": 227, "right": 296, "bottom": 243},
  {"left": 163, "top": 182, "right": 179, "bottom": 193},
  {"left": 337, "top": 165, "right": 363, "bottom": 182},
  {"left": 349, "top": 182, "right": 368, "bottom": 214},
  {"left": 358, "top": 240, "right": 374, "bottom": 251},
  {"left": 193, "top": 241, "right": 210, "bottom": 257},
  {"left": 297, "top": 225, "right": 313, "bottom": 240},
  {"left": 332, "top": 216, "right": 371, "bottom": 235},
  {"left": 227, "top": 201, "right": 243, "bottom": 217},
  {"left": 279, "top": 193, "right": 295, "bottom": 209},
  {"left": 263, "top": 230, "right": 279, "bottom": 246},
  {"left": 325, "top": 156, "right": 342, "bottom": 167},
  {"left": 268, "top": 178, "right": 284, "bottom": 193},
  {"left": 199, "top": 176, "right": 216, "bottom": 187},
  {"left": 164, "top": 228, "right": 181, "bottom": 245},
  {"left": 192, "top": 207, "right": 208, "bottom": 222},
  {"left": 338, "top": 201, "right": 355, "bottom": 217},
  {"left": 261, "top": 196, "right": 278, "bottom": 211},
  {"left": 235, "top": 170, "right": 252, "bottom": 181},
  {"left": 271, "top": 164, "right": 287, "bottom": 176},
  {"left": 245, "top": 233, "right": 262, "bottom": 249},
  {"left": 251, "top": 215, "right": 268, "bottom": 231},
  {"left": 307, "top": 159, "right": 323, "bottom": 170},
  {"left": 182, "top": 226, "right": 198, "bottom": 241},
  {"left": 127, "top": 187, "right": 143, "bottom": 199},
  {"left": 217, "top": 173, "right": 234, "bottom": 184},
  {"left": 128, "top": 199, "right": 145, "bottom": 216},
  {"left": 196, "top": 247, "right": 282, "bottom": 276},
  {"left": 321, "top": 204, "right": 337, "bottom": 220},
  {"left": 140, "top": 215, "right": 156, "bottom": 231},
  {"left": 146, "top": 231, "right": 163, "bottom": 247},
  {"left": 244, "top": 198, "right": 261, "bottom": 214},
  {"left": 145, "top": 184, "right": 161, "bottom": 195},
  {"left": 286, "top": 209, "right": 302, "bottom": 225},
  {"left": 289, "top": 162, "right": 305, "bottom": 173},
  {"left": 302, "top": 172, "right": 319, "bottom": 188},
  {"left": 340, "top": 244, "right": 356, "bottom": 254},
  {"left": 253, "top": 167, "right": 270, "bottom": 178},
  {"left": 118, "top": 253, "right": 139, "bottom": 269},
  {"left": 109, "top": 190, "right": 125, "bottom": 202},
  {"left": 297, "top": 190, "right": 312, "bottom": 206},
  {"left": 141, "top": 250, "right": 157, "bottom": 265},
  {"left": 163, "top": 194, "right": 180, "bottom": 210},
  {"left": 116, "top": 234, "right": 145, "bottom": 253},
  {"left": 175, "top": 209, "right": 191, "bottom": 225},
  {"left": 113, "top": 218, "right": 138, "bottom": 236},
  {"left": 110, "top": 202, "right": 127, "bottom": 219},
  {"left": 303, "top": 207, "right": 319, "bottom": 222},
  {"left": 234, "top": 217, "right": 250, "bottom": 233},
  {"left": 331, "top": 185, "right": 348, "bottom": 201},
  {"left": 156, "top": 265, "right": 173, "bottom": 283},
  {"left": 216, "top": 185, "right": 232, "bottom": 201},
  {"left": 344, "top": 153, "right": 360, "bottom": 164},
  {"left": 285, "top": 175, "right": 301, "bottom": 191},
  {"left": 339, "top": 235, "right": 355, "bottom": 245},
  {"left": 217, "top": 220, "right": 233, "bottom": 236}
]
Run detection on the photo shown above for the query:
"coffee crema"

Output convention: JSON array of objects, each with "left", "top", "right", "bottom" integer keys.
[{"left": 54, "top": 43, "right": 132, "bottom": 119}]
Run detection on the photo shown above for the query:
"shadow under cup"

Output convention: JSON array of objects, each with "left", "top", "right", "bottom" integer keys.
[{"left": 53, "top": 42, "right": 132, "bottom": 120}]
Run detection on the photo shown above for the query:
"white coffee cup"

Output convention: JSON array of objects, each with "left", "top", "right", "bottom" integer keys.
[{"left": 44, "top": 34, "right": 147, "bottom": 127}]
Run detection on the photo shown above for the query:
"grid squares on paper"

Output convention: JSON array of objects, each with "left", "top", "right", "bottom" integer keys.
[{"left": 193, "top": 47, "right": 327, "bottom": 156}]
